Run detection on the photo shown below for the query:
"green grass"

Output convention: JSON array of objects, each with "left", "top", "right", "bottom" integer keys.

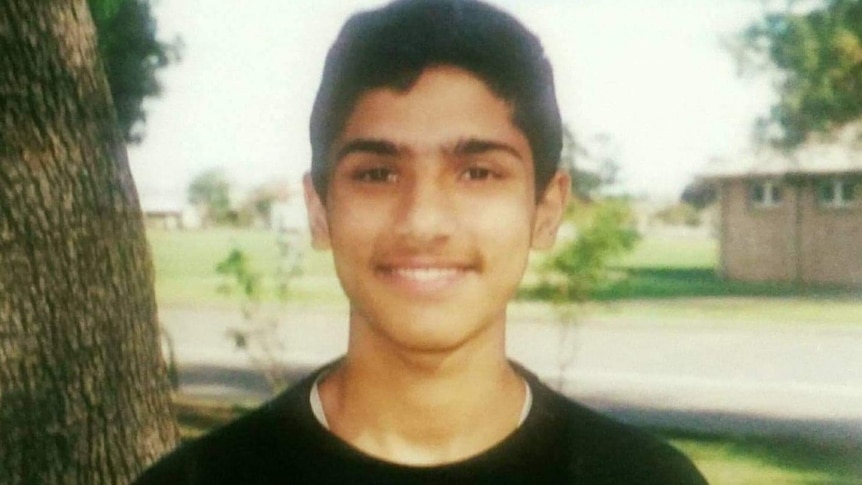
[
  {"left": 527, "top": 235, "right": 858, "bottom": 301},
  {"left": 666, "top": 432, "right": 862, "bottom": 484},
  {"left": 147, "top": 228, "right": 343, "bottom": 307},
  {"left": 147, "top": 228, "right": 861, "bottom": 322},
  {"left": 172, "top": 396, "right": 861, "bottom": 484},
  {"left": 593, "top": 237, "right": 857, "bottom": 301},
  {"left": 593, "top": 267, "right": 857, "bottom": 301},
  {"left": 516, "top": 234, "right": 861, "bottom": 322},
  {"left": 613, "top": 236, "right": 719, "bottom": 269}
]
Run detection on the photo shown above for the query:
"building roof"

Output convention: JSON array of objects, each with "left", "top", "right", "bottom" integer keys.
[{"left": 702, "top": 128, "right": 862, "bottom": 180}]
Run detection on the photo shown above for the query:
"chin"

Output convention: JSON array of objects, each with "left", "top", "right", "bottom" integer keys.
[{"left": 365, "top": 304, "right": 502, "bottom": 355}]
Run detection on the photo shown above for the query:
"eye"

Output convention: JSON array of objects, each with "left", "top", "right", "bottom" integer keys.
[
  {"left": 462, "top": 166, "right": 497, "bottom": 181},
  {"left": 353, "top": 167, "right": 397, "bottom": 183}
]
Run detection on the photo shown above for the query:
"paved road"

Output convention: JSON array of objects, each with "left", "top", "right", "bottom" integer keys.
[{"left": 160, "top": 304, "right": 862, "bottom": 447}]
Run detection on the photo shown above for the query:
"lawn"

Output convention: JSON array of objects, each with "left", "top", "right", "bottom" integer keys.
[
  {"left": 147, "top": 227, "right": 862, "bottom": 323},
  {"left": 599, "top": 236, "right": 857, "bottom": 301},
  {"left": 667, "top": 432, "right": 862, "bottom": 484},
  {"left": 147, "top": 227, "right": 344, "bottom": 307},
  {"left": 520, "top": 234, "right": 862, "bottom": 323},
  {"left": 145, "top": 228, "right": 848, "bottom": 302}
]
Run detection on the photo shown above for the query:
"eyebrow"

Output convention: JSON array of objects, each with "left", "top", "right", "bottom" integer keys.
[
  {"left": 452, "top": 138, "right": 524, "bottom": 161},
  {"left": 333, "top": 138, "right": 399, "bottom": 162},
  {"left": 332, "top": 137, "right": 525, "bottom": 163}
]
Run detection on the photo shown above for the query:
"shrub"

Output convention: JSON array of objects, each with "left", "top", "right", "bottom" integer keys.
[{"left": 539, "top": 200, "right": 640, "bottom": 303}]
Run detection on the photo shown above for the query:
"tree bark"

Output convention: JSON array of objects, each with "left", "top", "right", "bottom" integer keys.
[{"left": 0, "top": 1, "right": 179, "bottom": 483}]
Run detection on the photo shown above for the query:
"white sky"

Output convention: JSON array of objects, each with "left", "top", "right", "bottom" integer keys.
[{"left": 129, "top": 0, "right": 776, "bottom": 206}]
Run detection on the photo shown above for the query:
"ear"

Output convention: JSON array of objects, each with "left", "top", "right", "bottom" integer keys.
[
  {"left": 303, "top": 173, "right": 331, "bottom": 250},
  {"left": 531, "top": 170, "right": 570, "bottom": 250}
]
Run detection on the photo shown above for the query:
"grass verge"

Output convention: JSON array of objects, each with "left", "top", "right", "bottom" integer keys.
[{"left": 667, "top": 431, "right": 862, "bottom": 484}]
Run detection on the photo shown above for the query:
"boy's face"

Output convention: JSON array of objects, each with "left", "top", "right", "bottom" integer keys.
[{"left": 305, "top": 66, "right": 567, "bottom": 353}]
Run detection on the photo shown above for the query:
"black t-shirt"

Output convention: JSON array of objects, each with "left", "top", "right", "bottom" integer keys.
[{"left": 135, "top": 365, "right": 707, "bottom": 484}]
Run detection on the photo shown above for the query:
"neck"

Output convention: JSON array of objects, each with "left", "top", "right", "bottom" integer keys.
[{"left": 318, "top": 311, "right": 525, "bottom": 465}]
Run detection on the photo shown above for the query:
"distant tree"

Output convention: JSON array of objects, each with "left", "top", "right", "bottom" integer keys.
[
  {"left": 188, "top": 168, "right": 233, "bottom": 226},
  {"left": 653, "top": 203, "right": 702, "bottom": 227},
  {"left": 239, "top": 183, "right": 282, "bottom": 228},
  {"left": 87, "top": 0, "right": 177, "bottom": 143},
  {"left": 681, "top": 179, "right": 718, "bottom": 210},
  {"left": 0, "top": 1, "right": 179, "bottom": 483},
  {"left": 738, "top": 0, "right": 862, "bottom": 147},
  {"left": 561, "top": 125, "right": 598, "bottom": 199},
  {"left": 561, "top": 125, "right": 621, "bottom": 201},
  {"left": 588, "top": 133, "right": 622, "bottom": 187}
]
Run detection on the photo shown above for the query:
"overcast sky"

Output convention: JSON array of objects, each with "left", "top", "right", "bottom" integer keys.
[{"left": 129, "top": 0, "right": 776, "bottom": 206}]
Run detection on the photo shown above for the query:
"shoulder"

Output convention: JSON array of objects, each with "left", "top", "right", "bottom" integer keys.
[
  {"left": 522, "top": 370, "right": 708, "bottom": 485},
  {"left": 132, "top": 370, "right": 322, "bottom": 485}
]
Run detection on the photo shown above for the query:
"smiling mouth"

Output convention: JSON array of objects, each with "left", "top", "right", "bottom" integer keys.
[
  {"left": 387, "top": 267, "right": 466, "bottom": 281},
  {"left": 376, "top": 264, "right": 473, "bottom": 292}
]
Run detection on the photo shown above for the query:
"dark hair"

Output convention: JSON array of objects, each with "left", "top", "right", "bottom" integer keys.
[{"left": 309, "top": 0, "right": 561, "bottom": 201}]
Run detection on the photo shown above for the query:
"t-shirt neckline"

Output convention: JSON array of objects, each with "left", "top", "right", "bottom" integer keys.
[{"left": 309, "top": 371, "right": 533, "bottom": 431}]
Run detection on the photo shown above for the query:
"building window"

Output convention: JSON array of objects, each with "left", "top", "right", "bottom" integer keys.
[
  {"left": 817, "top": 178, "right": 857, "bottom": 208},
  {"left": 750, "top": 180, "right": 783, "bottom": 207}
]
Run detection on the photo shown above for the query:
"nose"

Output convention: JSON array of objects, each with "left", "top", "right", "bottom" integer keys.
[{"left": 393, "top": 172, "right": 456, "bottom": 245}]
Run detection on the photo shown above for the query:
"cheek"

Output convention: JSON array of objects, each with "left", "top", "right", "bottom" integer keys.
[
  {"left": 465, "top": 199, "right": 535, "bottom": 258},
  {"left": 328, "top": 195, "right": 386, "bottom": 241}
]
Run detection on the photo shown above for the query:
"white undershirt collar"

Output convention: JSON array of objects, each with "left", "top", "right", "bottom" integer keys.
[{"left": 309, "top": 373, "right": 533, "bottom": 431}]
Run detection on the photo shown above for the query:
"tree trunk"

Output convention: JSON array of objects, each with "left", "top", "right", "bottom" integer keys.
[{"left": 0, "top": 1, "right": 179, "bottom": 483}]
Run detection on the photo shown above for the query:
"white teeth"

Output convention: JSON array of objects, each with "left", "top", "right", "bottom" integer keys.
[{"left": 392, "top": 268, "right": 461, "bottom": 281}]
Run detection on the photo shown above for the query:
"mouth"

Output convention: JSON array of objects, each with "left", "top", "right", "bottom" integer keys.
[
  {"left": 376, "top": 263, "right": 474, "bottom": 294},
  {"left": 385, "top": 267, "right": 466, "bottom": 282}
]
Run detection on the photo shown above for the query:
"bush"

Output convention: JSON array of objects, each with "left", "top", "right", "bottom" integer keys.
[{"left": 538, "top": 200, "right": 639, "bottom": 303}]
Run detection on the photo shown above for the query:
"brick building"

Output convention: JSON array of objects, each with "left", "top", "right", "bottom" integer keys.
[{"left": 704, "top": 144, "right": 861, "bottom": 287}]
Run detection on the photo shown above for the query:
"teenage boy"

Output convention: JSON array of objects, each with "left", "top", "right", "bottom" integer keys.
[{"left": 136, "top": 0, "right": 707, "bottom": 483}]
